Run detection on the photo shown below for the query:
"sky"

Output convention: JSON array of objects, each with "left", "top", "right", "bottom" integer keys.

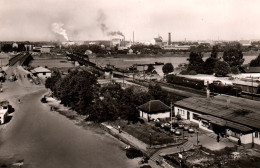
[{"left": 1, "top": 0, "right": 260, "bottom": 42}]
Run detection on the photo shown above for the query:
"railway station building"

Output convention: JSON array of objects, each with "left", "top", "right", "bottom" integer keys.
[{"left": 174, "top": 95, "right": 260, "bottom": 148}]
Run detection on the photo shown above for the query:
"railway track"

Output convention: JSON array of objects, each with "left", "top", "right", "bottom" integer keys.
[{"left": 9, "top": 53, "right": 31, "bottom": 66}]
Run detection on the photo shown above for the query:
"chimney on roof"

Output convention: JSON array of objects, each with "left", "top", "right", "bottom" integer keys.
[{"left": 226, "top": 97, "right": 230, "bottom": 108}]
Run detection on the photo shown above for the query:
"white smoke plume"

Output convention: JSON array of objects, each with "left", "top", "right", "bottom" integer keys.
[{"left": 51, "top": 22, "right": 69, "bottom": 41}]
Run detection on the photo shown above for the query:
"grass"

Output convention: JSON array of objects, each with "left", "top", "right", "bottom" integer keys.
[{"left": 112, "top": 120, "right": 176, "bottom": 146}]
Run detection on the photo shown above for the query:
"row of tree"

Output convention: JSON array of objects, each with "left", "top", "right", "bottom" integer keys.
[
  {"left": 45, "top": 69, "right": 183, "bottom": 122},
  {"left": 1, "top": 43, "right": 27, "bottom": 53},
  {"left": 185, "top": 44, "right": 244, "bottom": 76}
]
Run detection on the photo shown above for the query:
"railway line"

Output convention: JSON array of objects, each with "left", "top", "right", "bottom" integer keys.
[{"left": 9, "top": 52, "right": 31, "bottom": 66}]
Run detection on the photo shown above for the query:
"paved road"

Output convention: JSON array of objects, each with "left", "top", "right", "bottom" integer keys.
[{"left": 0, "top": 66, "right": 139, "bottom": 168}]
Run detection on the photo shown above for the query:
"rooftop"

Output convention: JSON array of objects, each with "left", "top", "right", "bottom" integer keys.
[
  {"left": 175, "top": 95, "right": 260, "bottom": 130},
  {"left": 138, "top": 100, "right": 170, "bottom": 114},
  {"left": 31, "top": 66, "right": 51, "bottom": 73}
]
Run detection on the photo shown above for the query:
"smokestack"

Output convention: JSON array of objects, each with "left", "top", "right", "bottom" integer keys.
[
  {"left": 133, "top": 32, "right": 135, "bottom": 44},
  {"left": 168, "top": 32, "right": 171, "bottom": 45},
  {"left": 124, "top": 36, "right": 125, "bottom": 47}
]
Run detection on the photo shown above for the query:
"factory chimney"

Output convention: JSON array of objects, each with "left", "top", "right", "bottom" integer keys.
[
  {"left": 133, "top": 31, "right": 135, "bottom": 44},
  {"left": 168, "top": 32, "right": 171, "bottom": 45}
]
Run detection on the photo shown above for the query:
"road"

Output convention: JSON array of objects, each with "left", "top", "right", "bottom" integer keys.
[{"left": 0, "top": 65, "right": 139, "bottom": 168}]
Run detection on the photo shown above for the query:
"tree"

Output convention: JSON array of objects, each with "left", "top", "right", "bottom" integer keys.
[
  {"left": 162, "top": 63, "right": 174, "bottom": 75},
  {"left": 214, "top": 61, "right": 231, "bottom": 77},
  {"left": 146, "top": 64, "right": 155, "bottom": 74},
  {"left": 223, "top": 44, "right": 244, "bottom": 68},
  {"left": 45, "top": 70, "right": 61, "bottom": 91},
  {"left": 187, "top": 51, "right": 204, "bottom": 73},
  {"left": 211, "top": 45, "right": 219, "bottom": 58},
  {"left": 203, "top": 57, "right": 218, "bottom": 74},
  {"left": 148, "top": 84, "right": 167, "bottom": 102},
  {"left": 250, "top": 54, "right": 260, "bottom": 67},
  {"left": 1, "top": 44, "right": 12, "bottom": 53},
  {"left": 52, "top": 69, "right": 99, "bottom": 114}
]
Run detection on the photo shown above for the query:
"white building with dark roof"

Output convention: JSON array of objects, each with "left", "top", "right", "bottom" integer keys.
[
  {"left": 174, "top": 95, "right": 260, "bottom": 148},
  {"left": 31, "top": 67, "right": 51, "bottom": 79}
]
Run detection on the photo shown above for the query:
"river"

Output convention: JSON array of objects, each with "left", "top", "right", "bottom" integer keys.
[{"left": 89, "top": 52, "right": 260, "bottom": 75}]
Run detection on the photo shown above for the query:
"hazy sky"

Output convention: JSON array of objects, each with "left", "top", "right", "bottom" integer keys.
[{"left": 1, "top": 0, "right": 260, "bottom": 42}]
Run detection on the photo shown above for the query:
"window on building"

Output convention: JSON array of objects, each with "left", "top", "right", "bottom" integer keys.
[
  {"left": 43, "top": 72, "right": 46, "bottom": 75},
  {"left": 255, "top": 132, "right": 259, "bottom": 138},
  {"left": 193, "top": 113, "right": 199, "bottom": 121}
]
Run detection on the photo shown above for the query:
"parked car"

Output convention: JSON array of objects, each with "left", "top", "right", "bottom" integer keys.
[
  {"left": 175, "top": 130, "right": 181, "bottom": 136},
  {"left": 188, "top": 128, "right": 195, "bottom": 133},
  {"left": 178, "top": 124, "right": 184, "bottom": 129},
  {"left": 184, "top": 126, "right": 189, "bottom": 131},
  {"left": 170, "top": 128, "right": 175, "bottom": 134}
]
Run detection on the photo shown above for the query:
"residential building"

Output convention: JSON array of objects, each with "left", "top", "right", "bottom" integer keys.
[{"left": 174, "top": 95, "right": 260, "bottom": 148}]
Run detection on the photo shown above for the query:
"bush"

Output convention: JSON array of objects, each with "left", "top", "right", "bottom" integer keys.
[
  {"left": 188, "top": 70, "right": 197, "bottom": 75},
  {"left": 176, "top": 114, "right": 182, "bottom": 120},
  {"left": 138, "top": 118, "right": 145, "bottom": 124},
  {"left": 179, "top": 70, "right": 189, "bottom": 75},
  {"left": 172, "top": 122, "right": 179, "bottom": 128},
  {"left": 155, "top": 122, "right": 161, "bottom": 127},
  {"left": 126, "top": 148, "right": 143, "bottom": 159},
  {"left": 231, "top": 66, "right": 240, "bottom": 74}
]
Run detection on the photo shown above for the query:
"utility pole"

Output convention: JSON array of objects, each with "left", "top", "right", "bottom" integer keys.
[
  {"left": 252, "top": 76, "right": 254, "bottom": 100},
  {"left": 170, "top": 102, "right": 172, "bottom": 130}
]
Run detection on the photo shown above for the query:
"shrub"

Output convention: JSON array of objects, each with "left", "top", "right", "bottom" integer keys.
[
  {"left": 179, "top": 70, "right": 189, "bottom": 75},
  {"left": 189, "top": 70, "right": 197, "bottom": 75},
  {"left": 164, "top": 126, "right": 170, "bottom": 131},
  {"left": 155, "top": 122, "right": 161, "bottom": 127},
  {"left": 231, "top": 66, "right": 240, "bottom": 74},
  {"left": 138, "top": 118, "right": 145, "bottom": 124},
  {"left": 126, "top": 148, "right": 143, "bottom": 159},
  {"left": 172, "top": 122, "right": 179, "bottom": 128},
  {"left": 176, "top": 114, "right": 182, "bottom": 120}
]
